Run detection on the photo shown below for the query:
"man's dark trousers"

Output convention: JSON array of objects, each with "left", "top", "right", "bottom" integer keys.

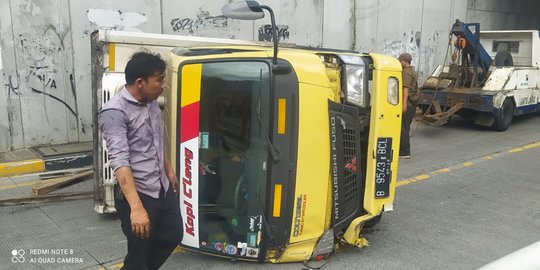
[
  {"left": 400, "top": 103, "right": 415, "bottom": 156},
  {"left": 115, "top": 186, "right": 183, "bottom": 270}
]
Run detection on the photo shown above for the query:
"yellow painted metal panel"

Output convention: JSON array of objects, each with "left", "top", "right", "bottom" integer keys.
[
  {"left": 273, "top": 184, "right": 283, "bottom": 217},
  {"left": 0, "top": 159, "right": 45, "bottom": 177},
  {"left": 289, "top": 83, "right": 333, "bottom": 243},
  {"left": 279, "top": 50, "right": 332, "bottom": 88},
  {"left": 109, "top": 43, "right": 115, "bottom": 72},
  {"left": 180, "top": 64, "right": 202, "bottom": 107},
  {"left": 271, "top": 239, "right": 318, "bottom": 263},
  {"left": 169, "top": 48, "right": 332, "bottom": 89},
  {"left": 277, "top": 99, "right": 287, "bottom": 134},
  {"left": 369, "top": 52, "right": 402, "bottom": 71}
]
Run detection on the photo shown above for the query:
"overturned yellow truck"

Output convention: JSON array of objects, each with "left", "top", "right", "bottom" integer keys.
[{"left": 92, "top": 2, "right": 402, "bottom": 263}]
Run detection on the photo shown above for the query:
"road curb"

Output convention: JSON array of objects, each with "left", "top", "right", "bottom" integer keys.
[
  {"left": 44, "top": 152, "right": 93, "bottom": 172},
  {"left": 0, "top": 152, "right": 93, "bottom": 178},
  {"left": 0, "top": 159, "right": 45, "bottom": 177}
]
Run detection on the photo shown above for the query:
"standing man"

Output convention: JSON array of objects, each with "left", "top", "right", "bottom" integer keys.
[
  {"left": 99, "top": 52, "right": 182, "bottom": 269},
  {"left": 398, "top": 53, "right": 419, "bottom": 159}
]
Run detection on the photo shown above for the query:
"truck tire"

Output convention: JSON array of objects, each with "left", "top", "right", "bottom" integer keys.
[
  {"left": 493, "top": 99, "right": 514, "bottom": 131},
  {"left": 495, "top": 51, "right": 513, "bottom": 67}
]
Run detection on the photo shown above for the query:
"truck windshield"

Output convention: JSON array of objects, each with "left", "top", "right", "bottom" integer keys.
[{"left": 196, "top": 61, "right": 270, "bottom": 258}]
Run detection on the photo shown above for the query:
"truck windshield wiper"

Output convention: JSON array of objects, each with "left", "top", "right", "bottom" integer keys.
[{"left": 257, "top": 69, "right": 280, "bottom": 162}]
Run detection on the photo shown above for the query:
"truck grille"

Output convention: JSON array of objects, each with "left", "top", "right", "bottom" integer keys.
[
  {"left": 342, "top": 125, "right": 359, "bottom": 216},
  {"left": 328, "top": 100, "right": 365, "bottom": 231}
]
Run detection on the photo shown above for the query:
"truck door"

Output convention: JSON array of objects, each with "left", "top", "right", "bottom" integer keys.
[
  {"left": 363, "top": 53, "right": 403, "bottom": 215},
  {"left": 173, "top": 59, "right": 272, "bottom": 260}
]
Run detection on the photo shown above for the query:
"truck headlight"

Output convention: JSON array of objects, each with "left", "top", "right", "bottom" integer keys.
[
  {"left": 387, "top": 77, "right": 399, "bottom": 105},
  {"left": 345, "top": 64, "right": 368, "bottom": 107}
]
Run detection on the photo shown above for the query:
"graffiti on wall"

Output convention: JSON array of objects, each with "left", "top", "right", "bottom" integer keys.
[
  {"left": 87, "top": 9, "right": 147, "bottom": 32},
  {"left": 18, "top": 24, "right": 79, "bottom": 120},
  {"left": 419, "top": 31, "right": 442, "bottom": 80},
  {"left": 170, "top": 8, "right": 228, "bottom": 34},
  {"left": 382, "top": 31, "right": 422, "bottom": 64},
  {"left": 4, "top": 75, "right": 21, "bottom": 96},
  {"left": 382, "top": 30, "right": 442, "bottom": 81},
  {"left": 258, "top": 25, "right": 290, "bottom": 42}
]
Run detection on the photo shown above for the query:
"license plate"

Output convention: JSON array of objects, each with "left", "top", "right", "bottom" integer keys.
[{"left": 375, "top": 138, "right": 392, "bottom": 198}]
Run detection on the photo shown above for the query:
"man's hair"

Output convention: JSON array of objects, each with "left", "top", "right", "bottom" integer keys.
[
  {"left": 398, "top": 53, "right": 412, "bottom": 64},
  {"left": 125, "top": 52, "right": 166, "bottom": 85}
]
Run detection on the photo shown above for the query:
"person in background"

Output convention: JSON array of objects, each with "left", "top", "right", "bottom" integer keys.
[
  {"left": 99, "top": 52, "right": 182, "bottom": 270},
  {"left": 398, "top": 52, "right": 419, "bottom": 159}
]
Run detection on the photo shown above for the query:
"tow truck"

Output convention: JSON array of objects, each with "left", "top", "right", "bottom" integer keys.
[
  {"left": 418, "top": 19, "right": 540, "bottom": 131},
  {"left": 92, "top": 1, "right": 402, "bottom": 263}
]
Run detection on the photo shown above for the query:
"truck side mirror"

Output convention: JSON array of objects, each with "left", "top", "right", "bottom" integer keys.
[
  {"left": 223, "top": 1, "right": 290, "bottom": 74},
  {"left": 221, "top": 1, "right": 265, "bottom": 20}
]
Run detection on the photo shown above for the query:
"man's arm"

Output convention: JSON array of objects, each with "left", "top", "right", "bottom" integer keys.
[
  {"left": 403, "top": 87, "right": 409, "bottom": 112},
  {"left": 99, "top": 109, "right": 150, "bottom": 239},
  {"left": 402, "top": 68, "right": 414, "bottom": 112},
  {"left": 115, "top": 167, "right": 150, "bottom": 239},
  {"left": 164, "top": 157, "right": 178, "bottom": 193}
]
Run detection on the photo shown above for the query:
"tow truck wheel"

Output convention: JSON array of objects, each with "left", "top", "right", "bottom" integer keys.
[
  {"left": 364, "top": 213, "right": 383, "bottom": 228},
  {"left": 493, "top": 99, "right": 514, "bottom": 131}
]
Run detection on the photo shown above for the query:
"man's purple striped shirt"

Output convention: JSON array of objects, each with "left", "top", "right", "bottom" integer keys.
[{"left": 98, "top": 87, "right": 169, "bottom": 198}]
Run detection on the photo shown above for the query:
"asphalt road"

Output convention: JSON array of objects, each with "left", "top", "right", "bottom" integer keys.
[{"left": 1, "top": 114, "right": 539, "bottom": 270}]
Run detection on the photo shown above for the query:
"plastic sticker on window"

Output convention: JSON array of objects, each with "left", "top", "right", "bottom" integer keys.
[
  {"left": 246, "top": 247, "right": 259, "bottom": 258},
  {"left": 200, "top": 132, "right": 209, "bottom": 149},
  {"left": 247, "top": 233, "right": 258, "bottom": 247}
]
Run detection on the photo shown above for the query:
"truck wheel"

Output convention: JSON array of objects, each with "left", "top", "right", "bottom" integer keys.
[
  {"left": 493, "top": 99, "right": 514, "bottom": 131},
  {"left": 364, "top": 213, "right": 383, "bottom": 228}
]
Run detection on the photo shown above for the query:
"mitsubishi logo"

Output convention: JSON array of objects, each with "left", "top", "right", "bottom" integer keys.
[{"left": 345, "top": 156, "right": 357, "bottom": 173}]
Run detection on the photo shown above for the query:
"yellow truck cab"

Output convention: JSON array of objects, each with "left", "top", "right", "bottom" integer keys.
[
  {"left": 169, "top": 47, "right": 402, "bottom": 262},
  {"left": 92, "top": 3, "right": 402, "bottom": 263}
]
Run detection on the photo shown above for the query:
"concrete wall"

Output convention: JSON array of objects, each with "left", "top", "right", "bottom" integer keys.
[
  {"left": 161, "top": 0, "right": 324, "bottom": 46},
  {"left": 352, "top": 0, "right": 469, "bottom": 82},
  {"left": 0, "top": 41, "right": 9, "bottom": 151},
  {"left": 1, "top": 0, "right": 539, "bottom": 152},
  {"left": 467, "top": 0, "right": 540, "bottom": 31}
]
